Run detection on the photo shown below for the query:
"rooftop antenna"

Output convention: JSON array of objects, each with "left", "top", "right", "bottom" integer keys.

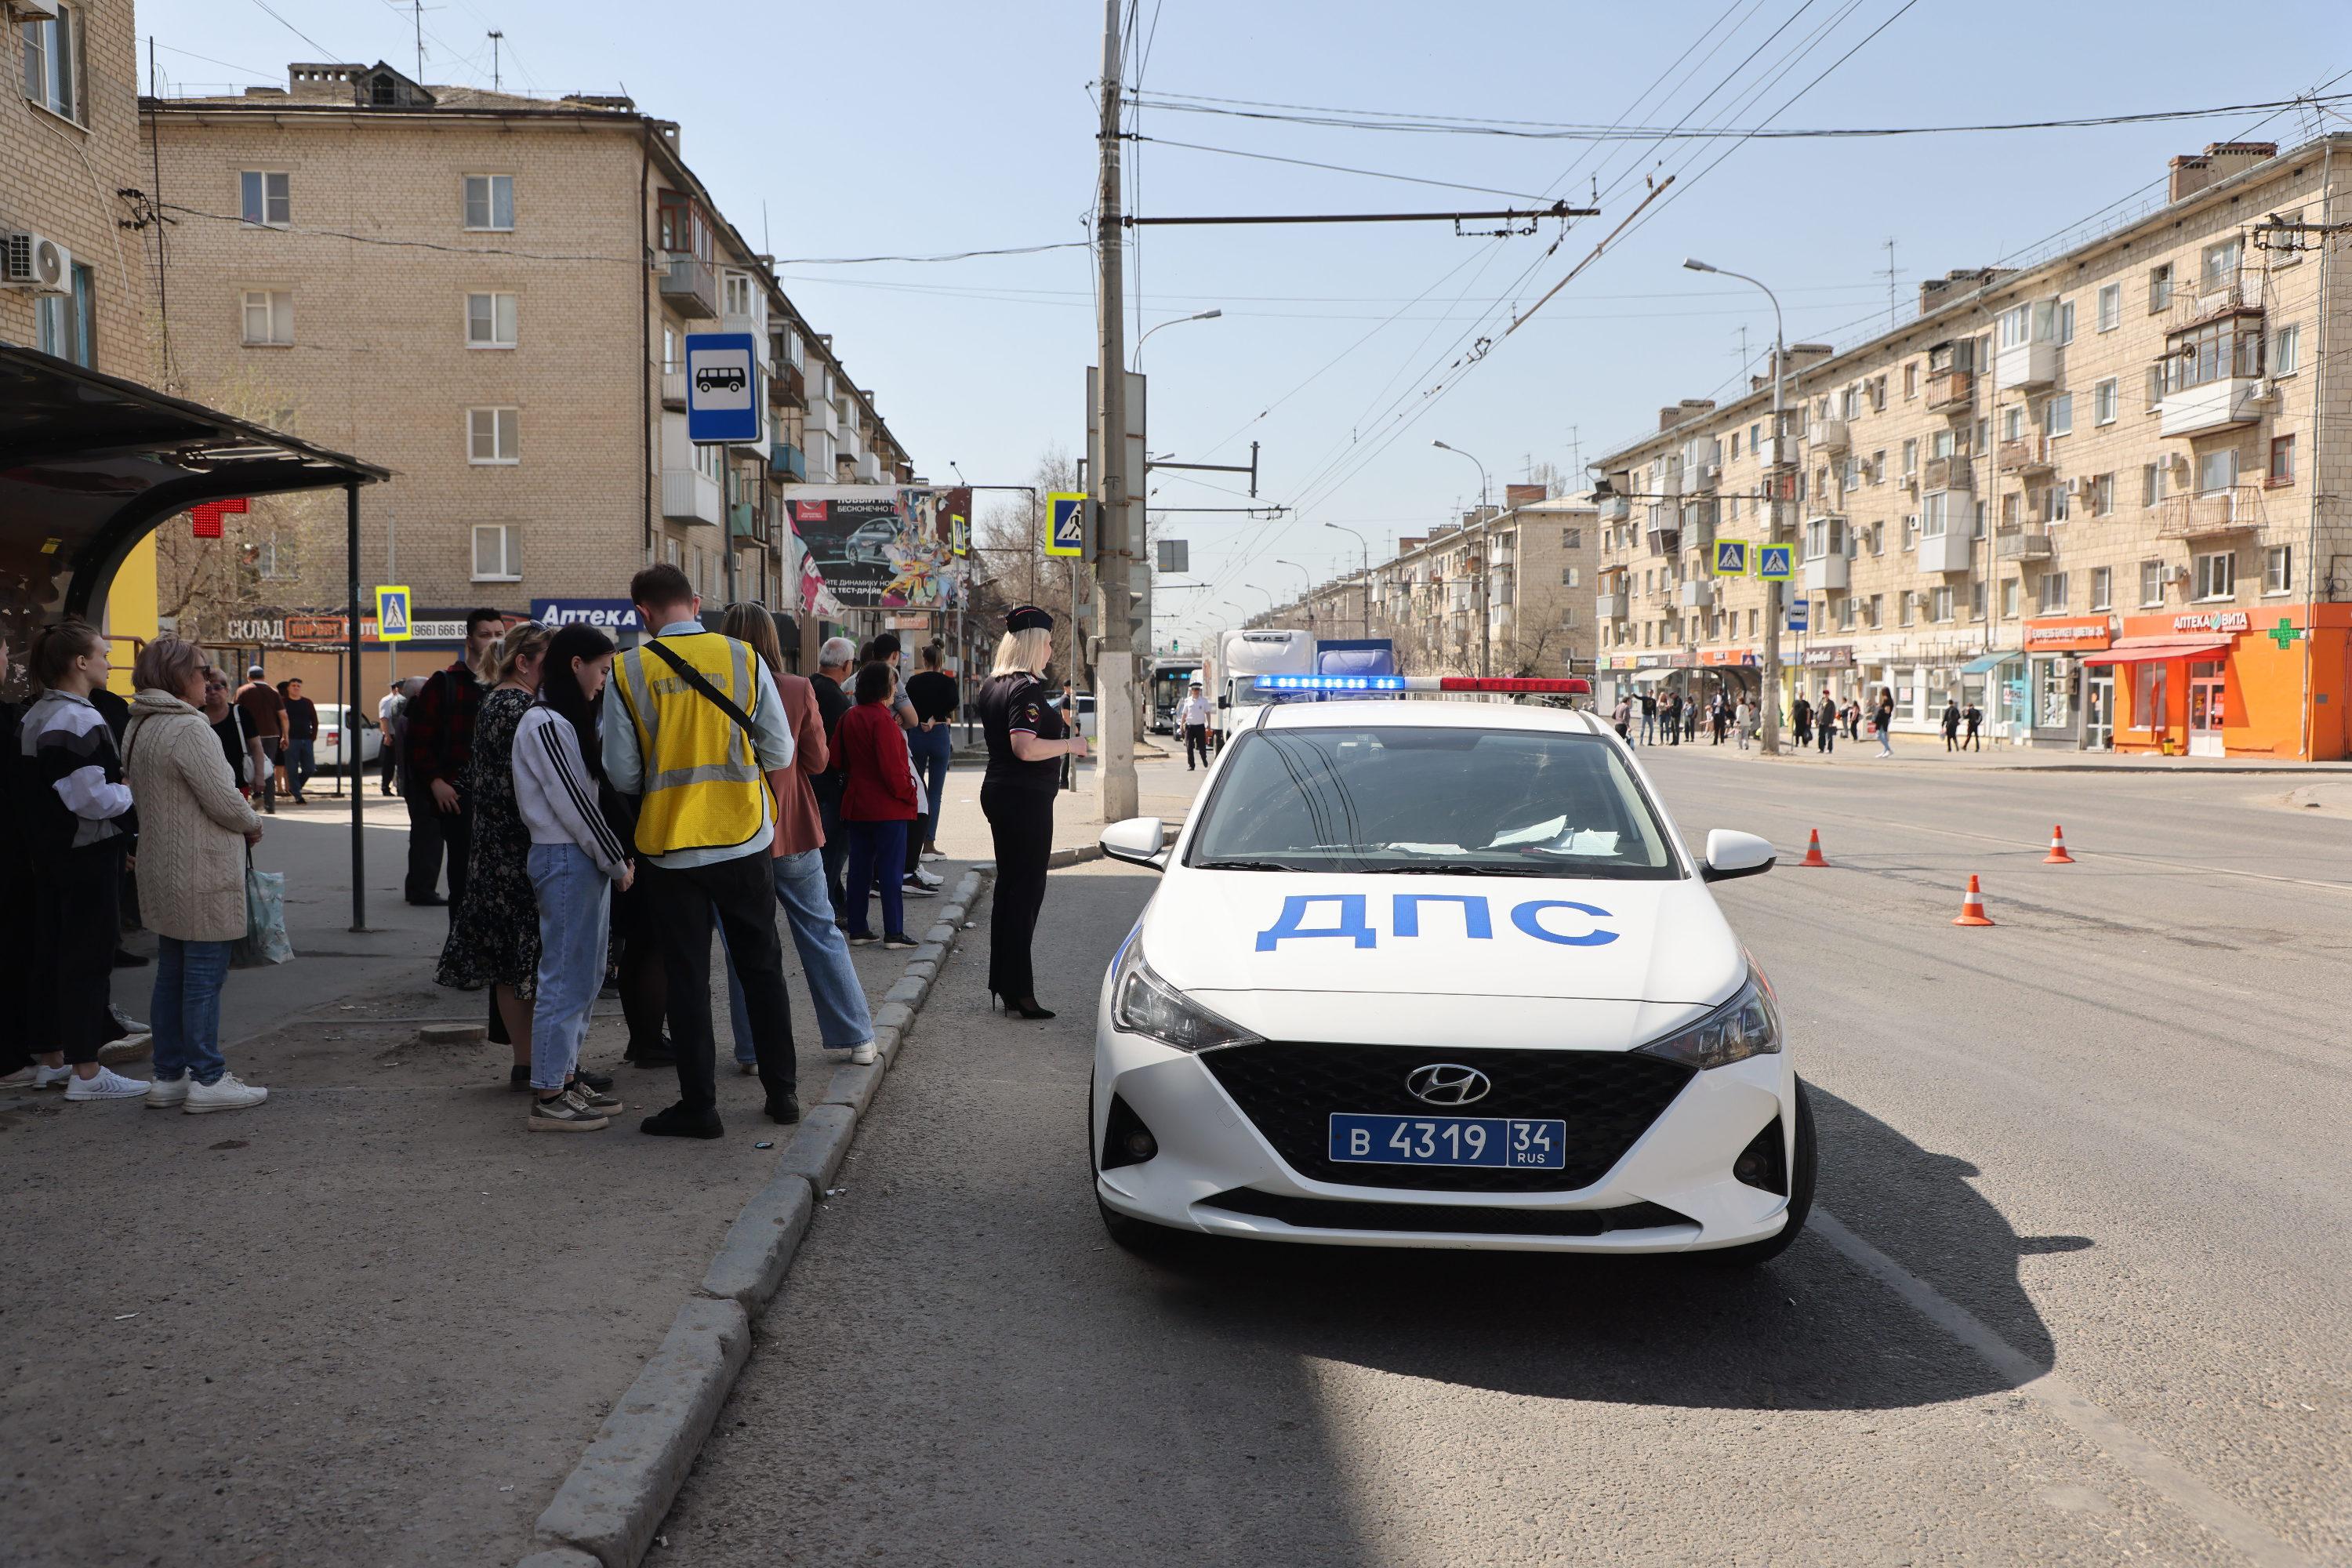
[
  {"left": 1882, "top": 238, "right": 1900, "bottom": 330},
  {"left": 413, "top": 1, "right": 424, "bottom": 81},
  {"left": 488, "top": 30, "right": 503, "bottom": 92}
]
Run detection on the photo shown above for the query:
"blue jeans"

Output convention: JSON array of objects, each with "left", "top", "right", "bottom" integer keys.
[
  {"left": 287, "top": 737, "right": 317, "bottom": 797},
  {"left": 528, "top": 842, "right": 612, "bottom": 1091},
  {"left": 907, "top": 725, "right": 952, "bottom": 851},
  {"left": 844, "top": 819, "right": 908, "bottom": 938},
  {"left": 726, "top": 846, "right": 877, "bottom": 1062},
  {"left": 150, "top": 937, "right": 232, "bottom": 1086}
]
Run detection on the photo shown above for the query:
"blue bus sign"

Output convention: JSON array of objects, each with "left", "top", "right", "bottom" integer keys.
[{"left": 684, "top": 332, "right": 760, "bottom": 445}]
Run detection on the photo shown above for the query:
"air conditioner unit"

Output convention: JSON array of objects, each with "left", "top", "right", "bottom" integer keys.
[
  {"left": 2159, "top": 564, "right": 2185, "bottom": 585},
  {"left": 2245, "top": 378, "right": 2274, "bottom": 403},
  {"left": 2066, "top": 476, "right": 2083, "bottom": 495},
  {"left": 0, "top": 231, "right": 70, "bottom": 292},
  {"left": 5, "top": 0, "right": 63, "bottom": 19}
]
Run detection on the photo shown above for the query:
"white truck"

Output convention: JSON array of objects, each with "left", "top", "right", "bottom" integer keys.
[{"left": 1204, "top": 627, "right": 1316, "bottom": 747}]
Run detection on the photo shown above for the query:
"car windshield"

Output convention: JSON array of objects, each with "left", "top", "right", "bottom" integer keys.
[{"left": 1187, "top": 724, "right": 1680, "bottom": 880}]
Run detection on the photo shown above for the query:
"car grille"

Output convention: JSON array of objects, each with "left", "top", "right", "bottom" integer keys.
[
  {"left": 1201, "top": 1188, "right": 1693, "bottom": 1238},
  {"left": 1197, "top": 1041, "right": 1693, "bottom": 1193}
]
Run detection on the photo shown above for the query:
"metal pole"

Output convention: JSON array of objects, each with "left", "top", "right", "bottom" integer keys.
[
  {"left": 1094, "top": 0, "right": 1137, "bottom": 820},
  {"left": 345, "top": 482, "right": 366, "bottom": 933}
]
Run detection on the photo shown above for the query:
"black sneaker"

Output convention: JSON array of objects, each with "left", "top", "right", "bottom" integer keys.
[
  {"left": 846, "top": 931, "right": 880, "bottom": 946},
  {"left": 573, "top": 1067, "right": 615, "bottom": 1093},
  {"left": 623, "top": 1040, "right": 677, "bottom": 1069},
  {"left": 528, "top": 1094, "right": 609, "bottom": 1132},
  {"left": 509, "top": 1064, "right": 532, "bottom": 1092},
  {"left": 765, "top": 1096, "right": 801, "bottom": 1126},
  {"left": 641, "top": 1103, "right": 724, "bottom": 1139},
  {"left": 883, "top": 931, "right": 917, "bottom": 950}
]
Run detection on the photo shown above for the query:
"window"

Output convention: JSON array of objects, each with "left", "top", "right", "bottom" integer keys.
[
  {"left": 467, "top": 407, "right": 520, "bottom": 464},
  {"left": 2273, "top": 323, "right": 2300, "bottom": 376},
  {"left": 1866, "top": 594, "right": 1882, "bottom": 629},
  {"left": 2264, "top": 545, "right": 2293, "bottom": 595},
  {"left": 2149, "top": 263, "right": 2172, "bottom": 313},
  {"left": 240, "top": 171, "right": 291, "bottom": 228},
  {"left": 1560, "top": 566, "right": 1580, "bottom": 586},
  {"left": 253, "top": 535, "right": 298, "bottom": 580},
  {"left": 1901, "top": 437, "right": 1918, "bottom": 477},
  {"left": 2038, "top": 572, "right": 2068, "bottom": 614},
  {"left": 2197, "top": 447, "right": 2238, "bottom": 495},
  {"left": 2164, "top": 317, "right": 2263, "bottom": 393},
  {"left": 1871, "top": 450, "right": 1886, "bottom": 484},
  {"left": 1746, "top": 608, "right": 1757, "bottom": 638},
  {"left": 1841, "top": 385, "right": 1860, "bottom": 420},
  {"left": 1969, "top": 579, "right": 1987, "bottom": 619},
  {"left": 2089, "top": 474, "right": 2114, "bottom": 517},
  {"left": 1802, "top": 516, "right": 1847, "bottom": 561},
  {"left": 2002, "top": 492, "right": 2022, "bottom": 527},
  {"left": 1869, "top": 521, "right": 1884, "bottom": 555},
  {"left": 2193, "top": 550, "right": 2235, "bottom": 601},
  {"left": 1838, "top": 597, "right": 1857, "bottom": 630},
  {"left": 2002, "top": 407, "right": 2024, "bottom": 442},
  {"left": 2089, "top": 566, "right": 2112, "bottom": 610},
  {"left": 241, "top": 289, "right": 293, "bottom": 346},
  {"left": 472, "top": 524, "right": 521, "bottom": 581},
  {"left": 1933, "top": 428, "right": 1956, "bottom": 459},
  {"left": 2093, "top": 379, "right": 2118, "bottom": 426},
  {"left": 2146, "top": 363, "right": 2165, "bottom": 409},
  {"left": 2001, "top": 579, "right": 2020, "bottom": 618},
  {"left": 2043, "top": 394, "right": 2073, "bottom": 438},
  {"left": 20, "top": 3, "right": 80, "bottom": 120},
  {"left": 466, "top": 292, "right": 517, "bottom": 348},
  {"left": 2140, "top": 560, "right": 2165, "bottom": 605},
  {"left": 1563, "top": 528, "right": 1581, "bottom": 548},
  {"left": 723, "top": 270, "right": 756, "bottom": 317},
  {"left": 1931, "top": 585, "right": 1955, "bottom": 622},
  {"left": 1922, "top": 492, "right": 1955, "bottom": 539},
  {"left": 2043, "top": 484, "right": 2070, "bottom": 524},
  {"left": 1748, "top": 421, "right": 1762, "bottom": 453},
  {"left": 2056, "top": 299, "right": 2075, "bottom": 346},
  {"left": 2142, "top": 463, "right": 2163, "bottom": 507},
  {"left": 1904, "top": 363, "right": 1918, "bottom": 400},
  {"left": 663, "top": 536, "right": 683, "bottom": 570},
  {"left": 2096, "top": 283, "right": 2121, "bottom": 332},
  {"left": 1843, "top": 456, "right": 1861, "bottom": 491},
  {"left": 1730, "top": 432, "right": 1740, "bottom": 459},
  {"left": 1900, "top": 592, "right": 1915, "bottom": 627},
  {"left": 2200, "top": 238, "right": 2241, "bottom": 292},
  {"left": 463, "top": 174, "right": 515, "bottom": 231},
  {"left": 2269, "top": 434, "right": 2296, "bottom": 487},
  {"left": 35, "top": 261, "right": 93, "bottom": 366}
]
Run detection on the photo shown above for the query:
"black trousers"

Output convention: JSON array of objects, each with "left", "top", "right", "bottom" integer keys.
[
  {"left": 1184, "top": 724, "right": 1209, "bottom": 768},
  {"left": 31, "top": 840, "right": 123, "bottom": 1066},
  {"left": 0, "top": 844, "right": 33, "bottom": 1076},
  {"left": 405, "top": 793, "right": 470, "bottom": 910},
  {"left": 379, "top": 739, "right": 400, "bottom": 794},
  {"left": 639, "top": 851, "right": 795, "bottom": 1112},
  {"left": 1817, "top": 724, "right": 1835, "bottom": 753},
  {"left": 982, "top": 781, "right": 1054, "bottom": 1002}
]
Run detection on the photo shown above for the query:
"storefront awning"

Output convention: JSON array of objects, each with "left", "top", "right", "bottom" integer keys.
[
  {"left": 1960, "top": 650, "right": 2020, "bottom": 674},
  {"left": 1629, "top": 667, "right": 1683, "bottom": 684},
  {"left": 2081, "top": 637, "right": 2232, "bottom": 666}
]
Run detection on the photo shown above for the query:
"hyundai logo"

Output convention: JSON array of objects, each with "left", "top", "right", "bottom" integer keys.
[{"left": 1406, "top": 1063, "right": 1491, "bottom": 1106}]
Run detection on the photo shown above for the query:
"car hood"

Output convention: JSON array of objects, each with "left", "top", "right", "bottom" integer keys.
[{"left": 1139, "top": 869, "right": 1746, "bottom": 1007}]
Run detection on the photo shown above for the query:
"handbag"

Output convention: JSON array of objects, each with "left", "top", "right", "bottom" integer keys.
[{"left": 231, "top": 848, "right": 294, "bottom": 968}]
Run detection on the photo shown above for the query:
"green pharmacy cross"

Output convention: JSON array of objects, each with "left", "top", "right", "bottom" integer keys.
[{"left": 2267, "top": 616, "right": 2304, "bottom": 651}]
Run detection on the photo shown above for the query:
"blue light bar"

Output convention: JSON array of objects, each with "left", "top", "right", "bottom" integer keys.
[{"left": 1254, "top": 674, "right": 1408, "bottom": 691}]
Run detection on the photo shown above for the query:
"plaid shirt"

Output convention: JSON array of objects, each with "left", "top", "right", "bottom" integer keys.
[{"left": 401, "top": 659, "right": 484, "bottom": 793}]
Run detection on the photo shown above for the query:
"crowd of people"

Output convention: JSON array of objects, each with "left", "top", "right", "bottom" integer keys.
[{"left": 1609, "top": 684, "right": 1976, "bottom": 759}]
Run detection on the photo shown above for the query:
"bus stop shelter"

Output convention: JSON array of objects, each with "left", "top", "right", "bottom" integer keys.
[{"left": 2, "top": 344, "right": 390, "bottom": 928}]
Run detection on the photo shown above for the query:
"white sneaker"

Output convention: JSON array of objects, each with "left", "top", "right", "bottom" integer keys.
[
  {"left": 31, "top": 1064, "right": 74, "bottom": 1091},
  {"left": 64, "top": 1066, "right": 150, "bottom": 1102},
  {"left": 919, "top": 849, "right": 947, "bottom": 862},
  {"left": 909, "top": 865, "right": 943, "bottom": 889},
  {"left": 850, "top": 1041, "right": 877, "bottom": 1065},
  {"left": 0, "top": 1067, "right": 37, "bottom": 1091},
  {"left": 184, "top": 1073, "right": 268, "bottom": 1114},
  {"left": 98, "top": 1032, "right": 153, "bottom": 1065},
  {"left": 146, "top": 1076, "right": 191, "bottom": 1109}
]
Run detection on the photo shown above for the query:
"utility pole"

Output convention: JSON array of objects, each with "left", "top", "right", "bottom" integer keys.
[
  {"left": 1093, "top": 0, "right": 1137, "bottom": 821},
  {"left": 488, "top": 30, "right": 503, "bottom": 92}
]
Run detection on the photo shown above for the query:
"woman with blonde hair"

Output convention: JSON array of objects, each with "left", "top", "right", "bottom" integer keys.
[
  {"left": 975, "top": 607, "right": 1087, "bottom": 1018},
  {"left": 122, "top": 635, "right": 269, "bottom": 1112}
]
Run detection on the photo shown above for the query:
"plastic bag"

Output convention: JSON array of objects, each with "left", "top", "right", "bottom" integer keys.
[{"left": 231, "top": 857, "right": 294, "bottom": 968}]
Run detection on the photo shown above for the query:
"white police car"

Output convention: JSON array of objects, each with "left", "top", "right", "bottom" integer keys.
[{"left": 1090, "top": 676, "right": 1813, "bottom": 1263}]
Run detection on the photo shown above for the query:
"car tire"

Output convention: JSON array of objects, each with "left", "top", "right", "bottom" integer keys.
[{"left": 1702, "top": 1076, "right": 1818, "bottom": 1268}]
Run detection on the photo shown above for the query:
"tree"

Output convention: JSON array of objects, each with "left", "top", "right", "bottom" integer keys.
[
  {"left": 155, "top": 365, "right": 337, "bottom": 644},
  {"left": 972, "top": 445, "right": 1094, "bottom": 689}
]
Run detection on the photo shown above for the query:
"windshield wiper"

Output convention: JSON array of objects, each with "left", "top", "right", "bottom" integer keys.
[
  {"left": 1360, "top": 862, "right": 1544, "bottom": 876},
  {"left": 1192, "top": 858, "right": 1308, "bottom": 873}
]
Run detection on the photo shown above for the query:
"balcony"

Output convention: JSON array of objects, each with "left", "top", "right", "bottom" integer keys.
[
  {"left": 1679, "top": 500, "right": 1717, "bottom": 549},
  {"left": 661, "top": 468, "right": 723, "bottom": 527},
  {"left": 1598, "top": 493, "right": 1631, "bottom": 523},
  {"left": 729, "top": 503, "right": 773, "bottom": 543},
  {"left": 1677, "top": 579, "right": 1713, "bottom": 610},
  {"left": 768, "top": 360, "right": 806, "bottom": 409},
  {"left": 2158, "top": 376, "right": 2267, "bottom": 438},
  {"left": 1995, "top": 339, "right": 2058, "bottom": 390},
  {"left": 2157, "top": 484, "right": 2266, "bottom": 541},
  {"left": 659, "top": 253, "right": 719, "bottom": 319},
  {"left": 1656, "top": 467, "right": 1683, "bottom": 502},
  {"left": 1917, "top": 528, "right": 1973, "bottom": 574},
  {"left": 660, "top": 368, "right": 687, "bottom": 410},
  {"left": 1680, "top": 435, "right": 1721, "bottom": 484},
  {"left": 1595, "top": 592, "right": 1627, "bottom": 621},
  {"left": 1802, "top": 554, "right": 1848, "bottom": 592},
  {"left": 768, "top": 438, "right": 806, "bottom": 481},
  {"left": 1998, "top": 435, "right": 2055, "bottom": 476},
  {"left": 1755, "top": 434, "right": 1796, "bottom": 470},
  {"left": 722, "top": 310, "right": 769, "bottom": 360},
  {"left": 1924, "top": 368, "right": 1973, "bottom": 412},
  {"left": 1813, "top": 416, "right": 1849, "bottom": 453},
  {"left": 1994, "top": 525, "right": 2053, "bottom": 561},
  {"left": 1923, "top": 454, "right": 1972, "bottom": 492}
]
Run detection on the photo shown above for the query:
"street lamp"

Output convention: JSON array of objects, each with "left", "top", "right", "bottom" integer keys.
[
  {"left": 1684, "top": 256, "right": 1789, "bottom": 757},
  {"left": 1433, "top": 441, "right": 1494, "bottom": 675},
  {"left": 1274, "top": 559, "right": 1315, "bottom": 630},
  {"left": 1323, "top": 522, "right": 1373, "bottom": 636},
  {"left": 1133, "top": 308, "right": 1222, "bottom": 369}
]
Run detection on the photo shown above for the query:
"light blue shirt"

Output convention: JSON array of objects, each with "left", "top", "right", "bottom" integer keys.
[{"left": 604, "top": 619, "right": 793, "bottom": 869}]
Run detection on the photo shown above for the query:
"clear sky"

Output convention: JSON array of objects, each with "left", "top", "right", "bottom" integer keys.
[{"left": 147, "top": 0, "right": 2352, "bottom": 652}]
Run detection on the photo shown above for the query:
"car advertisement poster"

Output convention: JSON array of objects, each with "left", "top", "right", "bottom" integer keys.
[{"left": 782, "top": 485, "right": 970, "bottom": 612}]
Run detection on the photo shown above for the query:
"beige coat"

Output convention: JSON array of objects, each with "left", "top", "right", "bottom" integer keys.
[{"left": 124, "top": 691, "right": 263, "bottom": 942}]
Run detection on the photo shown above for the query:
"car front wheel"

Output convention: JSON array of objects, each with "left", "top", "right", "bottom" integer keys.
[{"left": 1703, "top": 1077, "right": 1818, "bottom": 1268}]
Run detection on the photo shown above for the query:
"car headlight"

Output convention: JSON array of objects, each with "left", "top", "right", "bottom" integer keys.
[
  {"left": 1635, "top": 971, "right": 1782, "bottom": 1071},
  {"left": 1109, "top": 931, "right": 1261, "bottom": 1053}
]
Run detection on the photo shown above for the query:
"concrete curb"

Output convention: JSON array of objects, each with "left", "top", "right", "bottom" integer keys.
[
  {"left": 524, "top": 862, "right": 993, "bottom": 1568},
  {"left": 1044, "top": 844, "right": 1105, "bottom": 870}
]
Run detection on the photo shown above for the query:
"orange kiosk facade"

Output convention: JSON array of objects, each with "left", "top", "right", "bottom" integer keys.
[{"left": 2089, "top": 605, "right": 2352, "bottom": 760}]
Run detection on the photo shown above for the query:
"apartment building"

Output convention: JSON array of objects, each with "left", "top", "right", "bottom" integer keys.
[
  {"left": 143, "top": 61, "right": 911, "bottom": 677},
  {"left": 1596, "top": 137, "right": 2350, "bottom": 760}
]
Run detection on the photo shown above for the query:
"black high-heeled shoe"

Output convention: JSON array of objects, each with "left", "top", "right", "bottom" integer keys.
[{"left": 990, "top": 992, "right": 1056, "bottom": 1020}]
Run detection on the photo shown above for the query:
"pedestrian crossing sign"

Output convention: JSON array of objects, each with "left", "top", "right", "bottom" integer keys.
[
  {"left": 376, "top": 585, "right": 413, "bottom": 642},
  {"left": 1045, "top": 492, "right": 1087, "bottom": 558},
  {"left": 1711, "top": 540, "right": 1748, "bottom": 576},
  {"left": 1755, "top": 545, "right": 1795, "bottom": 582}
]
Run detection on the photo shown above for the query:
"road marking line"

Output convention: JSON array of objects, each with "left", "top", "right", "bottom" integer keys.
[{"left": 1810, "top": 1207, "right": 2314, "bottom": 1568}]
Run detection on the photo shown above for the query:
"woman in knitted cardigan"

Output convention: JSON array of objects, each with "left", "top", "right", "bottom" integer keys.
[{"left": 122, "top": 636, "right": 270, "bottom": 1113}]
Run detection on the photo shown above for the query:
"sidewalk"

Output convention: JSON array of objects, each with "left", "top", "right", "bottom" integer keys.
[
  {"left": 928, "top": 749, "right": 1208, "bottom": 863},
  {"left": 0, "top": 788, "right": 991, "bottom": 1568},
  {"left": 1628, "top": 735, "right": 2352, "bottom": 774}
]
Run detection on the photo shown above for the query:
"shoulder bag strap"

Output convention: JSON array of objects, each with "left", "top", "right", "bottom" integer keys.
[{"left": 644, "top": 637, "right": 759, "bottom": 743}]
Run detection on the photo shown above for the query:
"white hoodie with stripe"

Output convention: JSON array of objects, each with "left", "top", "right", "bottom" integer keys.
[{"left": 511, "top": 704, "right": 630, "bottom": 879}]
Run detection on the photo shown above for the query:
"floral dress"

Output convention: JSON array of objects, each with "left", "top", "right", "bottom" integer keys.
[{"left": 434, "top": 687, "right": 539, "bottom": 996}]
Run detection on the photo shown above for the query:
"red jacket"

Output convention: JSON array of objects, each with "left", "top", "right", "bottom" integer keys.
[{"left": 837, "top": 702, "right": 918, "bottom": 822}]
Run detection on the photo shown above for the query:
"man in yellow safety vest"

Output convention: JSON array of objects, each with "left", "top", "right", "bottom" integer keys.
[{"left": 604, "top": 564, "right": 799, "bottom": 1138}]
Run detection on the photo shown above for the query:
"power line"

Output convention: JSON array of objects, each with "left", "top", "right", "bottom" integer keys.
[
  {"left": 243, "top": 0, "right": 341, "bottom": 61},
  {"left": 1134, "top": 136, "right": 1559, "bottom": 201},
  {"left": 775, "top": 241, "right": 1090, "bottom": 265}
]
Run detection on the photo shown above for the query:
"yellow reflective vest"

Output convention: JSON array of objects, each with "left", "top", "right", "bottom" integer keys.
[{"left": 612, "top": 631, "right": 771, "bottom": 856}]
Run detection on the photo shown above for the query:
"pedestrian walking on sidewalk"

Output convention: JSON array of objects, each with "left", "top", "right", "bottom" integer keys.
[
  {"left": 436, "top": 620, "right": 552, "bottom": 1091},
  {"left": 1875, "top": 691, "right": 1896, "bottom": 757},
  {"left": 904, "top": 644, "right": 958, "bottom": 862},
  {"left": 809, "top": 637, "right": 855, "bottom": 924},
  {"left": 1963, "top": 702, "right": 1984, "bottom": 751},
  {"left": 1179, "top": 680, "right": 1212, "bottom": 768},
  {"left": 1638, "top": 691, "right": 1656, "bottom": 745},
  {"left": 280, "top": 678, "right": 318, "bottom": 804},
  {"left": 717, "top": 604, "right": 877, "bottom": 1070},
  {"left": 1817, "top": 688, "right": 1837, "bottom": 755},
  {"left": 1846, "top": 699, "right": 1863, "bottom": 742},
  {"left": 1662, "top": 691, "right": 1682, "bottom": 746},
  {"left": 234, "top": 666, "right": 284, "bottom": 815},
  {"left": 15, "top": 622, "right": 146, "bottom": 1102},
  {"left": 513, "top": 623, "right": 631, "bottom": 1131},
  {"left": 1610, "top": 695, "right": 1632, "bottom": 741},
  {"left": 1943, "top": 699, "right": 1962, "bottom": 752},
  {"left": 1791, "top": 695, "right": 1813, "bottom": 749},
  {"left": 1711, "top": 695, "right": 1729, "bottom": 746},
  {"left": 402, "top": 609, "right": 505, "bottom": 909},
  {"left": 122, "top": 637, "right": 269, "bottom": 1114},
  {"left": 376, "top": 679, "right": 405, "bottom": 796},
  {"left": 606, "top": 564, "right": 800, "bottom": 1139},
  {"left": 839, "top": 660, "right": 920, "bottom": 951},
  {"left": 976, "top": 608, "right": 1087, "bottom": 1020}
]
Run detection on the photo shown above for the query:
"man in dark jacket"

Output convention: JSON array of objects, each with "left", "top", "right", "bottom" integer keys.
[
  {"left": 809, "top": 636, "right": 855, "bottom": 924},
  {"left": 398, "top": 610, "right": 503, "bottom": 909}
]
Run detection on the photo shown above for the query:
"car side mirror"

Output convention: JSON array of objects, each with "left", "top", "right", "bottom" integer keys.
[
  {"left": 1099, "top": 816, "right": 1168, "bottom": 872},
  {"left": 1700, "top": 829, "right": 1776, "bottom": 883}
]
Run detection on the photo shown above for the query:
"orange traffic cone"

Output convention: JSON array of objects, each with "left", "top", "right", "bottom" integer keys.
[
  {"left": 1951, "top": 875, "right": 1995, "bottom": 927},
  {"left": 1800, "top": 829, "right": 1830, "bottom": 868},
  {"left": 2044, "top": 825, "right": 2075, "bottom": 864}
]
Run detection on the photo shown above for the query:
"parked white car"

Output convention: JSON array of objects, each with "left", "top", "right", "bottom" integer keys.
[{"left": 312, "top": 704, "right": 382, "bottom": 768}]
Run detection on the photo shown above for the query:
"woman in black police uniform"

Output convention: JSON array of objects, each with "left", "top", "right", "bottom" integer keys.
[{"left": 975, "top": 607, "right": 1088, "bottom": 1019}]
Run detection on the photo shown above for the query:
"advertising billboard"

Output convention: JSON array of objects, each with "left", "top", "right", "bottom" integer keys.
[{"left": 782, "top": 484, "right": 968, "bottom": 612}]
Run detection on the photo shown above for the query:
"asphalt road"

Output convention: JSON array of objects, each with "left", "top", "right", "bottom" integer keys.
[{"left": 659, "top": 745, "right": 2348, "bottom": 1566}]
